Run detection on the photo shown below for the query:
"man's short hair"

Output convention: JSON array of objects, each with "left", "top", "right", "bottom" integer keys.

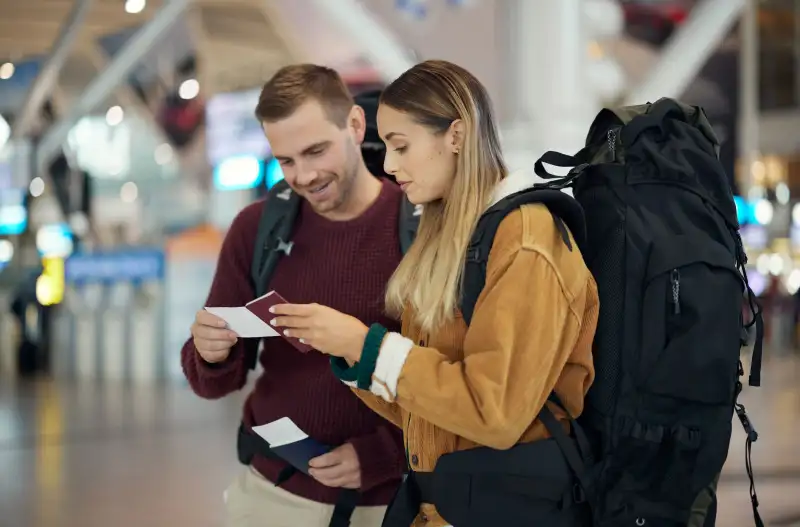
[{"left": 255, "top": 64, "right": 354, "bottom": 128}]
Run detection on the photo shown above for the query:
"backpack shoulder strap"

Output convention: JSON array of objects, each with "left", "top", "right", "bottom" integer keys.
[
  {"left": 398, "top": 196, "right": 422, "bottom": 254},
  {"left": 251, "top": 179, "right": 301, "bottom": 299},
  {"left": 459, "top": 187, "right": 586, "bottom": 326},
  {"left": 248, "top": 180, "right": 300, "bottom": 370}
]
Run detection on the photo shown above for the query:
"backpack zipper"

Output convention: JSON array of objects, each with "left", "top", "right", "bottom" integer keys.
[
  {"left": 671, "top": 269, "right": 681, "bottom": 315},
  {"left": 607, "top": 129, "right": 616, "bottom": 158}
]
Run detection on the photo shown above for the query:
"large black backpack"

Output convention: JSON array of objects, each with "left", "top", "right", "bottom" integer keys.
[{"left": 458, "top": 98, "right": 763, "bottom": 527}]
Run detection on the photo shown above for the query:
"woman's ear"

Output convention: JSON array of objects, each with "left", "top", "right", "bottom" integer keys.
[{"left": 447, "top": 119, "right": 465, "bottom": 154}]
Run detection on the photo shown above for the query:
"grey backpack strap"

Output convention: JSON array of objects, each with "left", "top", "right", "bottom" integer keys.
[
  {"left": 251, "top": 180, "right": 301, "bottom": 298},
  {"left": 398, "top": 197, "right": 422, "bottom": 254},
  {"left": 247, "top": 180, "right": 300, "bottom": 370}
]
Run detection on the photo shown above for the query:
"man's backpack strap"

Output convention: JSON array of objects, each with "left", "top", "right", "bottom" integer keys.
[
  {"left": 248, "top": 180, "right": 300, "bottom": 370},
  {"left": 251, "top": 179, "right": 301, "bottom": 298},
  {"left": 459, "top": 188, "right": 586, "bottom": 326},
  {"left": 398, "top": 197, "right": 422, "bottom": 254},
  {"left": 237, "top": 423, "right": 359, "bottom": 527}
]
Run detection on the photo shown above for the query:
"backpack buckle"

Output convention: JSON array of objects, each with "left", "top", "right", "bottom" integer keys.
[
  {"left": 274, "top": 238, "right": 294, "bottom": 256},
  {"left": 569, "top": 163, "right": 590, "bottom": 176},
  {"left": 466, "top": 246, "right": 481, "bottom": 263},
  {"left": 572, "top": 483, "right": 586, "bottom": 504}
]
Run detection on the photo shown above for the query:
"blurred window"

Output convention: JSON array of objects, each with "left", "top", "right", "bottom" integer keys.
[{"left": 758, "top": 0, "right": 800, "bottom": 110}]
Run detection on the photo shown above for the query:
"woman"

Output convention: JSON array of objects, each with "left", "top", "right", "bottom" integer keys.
[{"left": 270, "top": 60, "right": 599, "bottom": 527}]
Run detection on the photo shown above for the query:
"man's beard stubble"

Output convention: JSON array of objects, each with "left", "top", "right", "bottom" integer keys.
[{"left": 309, "top": 141, "right": 360, "bottom": 214}]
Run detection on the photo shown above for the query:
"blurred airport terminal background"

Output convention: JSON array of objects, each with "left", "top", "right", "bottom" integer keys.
[{"left": 0, "top": 0, "right": 799, "bottom": 525}]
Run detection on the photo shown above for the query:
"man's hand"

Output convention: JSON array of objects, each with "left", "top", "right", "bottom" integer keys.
[
  {"left": 308, "top": 443, "right": 361, "bottom": 489},
  {"left": 191, "top": 310, "right": 238, "bottom": 364}
]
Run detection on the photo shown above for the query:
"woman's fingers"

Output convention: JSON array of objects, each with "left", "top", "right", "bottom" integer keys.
[
  {"left": 269, "top": 303, "right": 317, "bottom": 316},
  {"left": 270, "top": 315, "right": 311, "bottom": 330}
]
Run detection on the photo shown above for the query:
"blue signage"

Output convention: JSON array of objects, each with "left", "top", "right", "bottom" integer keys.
[
  {"left": 733, "top": 195, "right": 753, "bottom": 225},
  {"left": 0, "top": 187, "right": 27, "bottom": 236},
  {"left": 65, "top": 248, "right": 165, "bottom": 284},
  {"left": 213, "top": 154, "right": 264, "bottom": 191},
  {"left": 265, "top": 157, "right": 284, "bottom": 189}
]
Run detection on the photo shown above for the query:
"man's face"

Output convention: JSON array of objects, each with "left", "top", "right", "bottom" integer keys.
[{"left": 263, "top": 101, "right": 362, "bottom": 215}]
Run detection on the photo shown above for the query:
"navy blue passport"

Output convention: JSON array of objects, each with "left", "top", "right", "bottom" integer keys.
[
  {"left": 252, "top": 417, "right": 331, "bottom": 474},
  {"left": 271, "top": 438, "right": 332, "bottom": 475}
]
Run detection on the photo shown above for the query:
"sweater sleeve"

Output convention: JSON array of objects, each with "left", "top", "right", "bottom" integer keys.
[
  {"left": 349, "top": 421, "right": 406, "bottom": 492},
  {"left": 349, "top": 389, "right": 404, "bottom": 428},
  {"left": 180, "top": 203, "right": 263, "bottom": 399}
]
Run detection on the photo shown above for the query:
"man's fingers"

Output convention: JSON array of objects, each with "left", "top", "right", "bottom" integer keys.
[
  {"left": 196, "top": 310, "right": 228, "bottom": 328},
  {"left": 199, "top": 348, "right": 230, "bottom": 363},
  {"left": 309, "top": 465, "right": 356, "bottom": 484},
  {"left": 310, "top": 464, "right": 348, "bottom": 480},
  {"left": 193, "top": 324, "right": 238, "bottom": 342},
  {"left": 195, "top": 338, "right": 235, "bottom": 352},
  {"left": 309, "top": 450, "right": 342, "bottom": 469},
  {"left": 309, "top": 467, "right": 359, "bottom": 489}
]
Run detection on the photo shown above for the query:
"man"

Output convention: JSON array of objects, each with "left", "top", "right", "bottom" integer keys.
[{"left": 181, "top": 65, "right": 406, "bottom": 527}]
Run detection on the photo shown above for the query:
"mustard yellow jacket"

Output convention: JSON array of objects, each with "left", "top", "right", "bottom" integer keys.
[{"left": 346, "top": 172, "right": 599, "bottom": 526}]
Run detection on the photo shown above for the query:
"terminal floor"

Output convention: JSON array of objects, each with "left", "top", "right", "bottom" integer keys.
[{"left": 1, "top": 355, "right": 799, "bottom": 527}]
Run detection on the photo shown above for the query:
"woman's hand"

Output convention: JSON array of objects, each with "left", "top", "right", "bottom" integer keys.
[{"left": 269, "top": 303, "right": 368, "bottom": 362}]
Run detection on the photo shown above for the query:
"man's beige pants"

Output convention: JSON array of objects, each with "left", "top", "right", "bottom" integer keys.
[{"left": 224, "top": 467, "right": 388, "bottom": 527}]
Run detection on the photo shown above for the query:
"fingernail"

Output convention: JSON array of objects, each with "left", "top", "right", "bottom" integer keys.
[
  {"left": 299, "top": 339, "right": 306, "bottom": 344},
  {"left": 284, "top": 330, "right": 291, "bottom": 337},
  {"left": 270, "top": 319, "right": 277, "bottom": 326},
  {"left": 269, "top": 307, "right": 275, "bottom": 314}
]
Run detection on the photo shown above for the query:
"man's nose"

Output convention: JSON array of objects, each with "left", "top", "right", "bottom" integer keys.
[{"left": 295, "top": 161, "right": 318, "bottom": 186}]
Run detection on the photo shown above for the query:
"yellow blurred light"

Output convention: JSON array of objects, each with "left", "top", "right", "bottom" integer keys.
[
  {"left": 36, "top": 257, "right": 65, "bottom": 306},
  {"left": 751, "top": 160, "right": 766, "bottom": 182},
  {"left": 588, "top": 41, "right": 604, "bottom": 59}
]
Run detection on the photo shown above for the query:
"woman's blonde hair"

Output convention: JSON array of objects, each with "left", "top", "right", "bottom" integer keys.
[{"left": 381, "top": 60, "right": 507, "bottom": 332}]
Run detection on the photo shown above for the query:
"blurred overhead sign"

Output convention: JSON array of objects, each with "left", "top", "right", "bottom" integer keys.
[{"left": 65, "top": 248, "right": 165, "bottom": 284}]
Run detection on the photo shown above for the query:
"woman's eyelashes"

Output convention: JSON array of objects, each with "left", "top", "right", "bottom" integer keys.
[{"left": 394, "top": 146, "right": 408, "bottom": 154}]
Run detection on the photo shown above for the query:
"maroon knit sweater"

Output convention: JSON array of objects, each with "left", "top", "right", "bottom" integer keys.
[{"left": 181, "top": 179, "right": 405, "bottom": 506}]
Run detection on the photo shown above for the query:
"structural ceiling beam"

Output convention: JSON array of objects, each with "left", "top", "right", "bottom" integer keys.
[
  {"left": 37, "top": 0, "right": 190, "bottom": 173},
  {"left": 13, "top": 0, "right": 94, "bottom": 139},
  {"left": 624, "top": 0, "right": 746, "bottom": 105},
  {"left": 79, "top": 41, "right": 174, "bottom": 149},
  {"left": 306, "top": 0, "right": 414, "bottom": 83}
]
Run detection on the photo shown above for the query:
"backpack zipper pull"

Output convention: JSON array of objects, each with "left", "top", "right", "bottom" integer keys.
[
  {"left": 607, "top": 129, "right": 616, "bottom": 158},
  {"left": 671, "top": 269, "right": 681, "bottom": 315}
]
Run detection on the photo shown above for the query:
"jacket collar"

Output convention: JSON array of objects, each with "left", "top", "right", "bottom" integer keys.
[{"left": 487, "top": 170, "right": 540, "bottom": 209}]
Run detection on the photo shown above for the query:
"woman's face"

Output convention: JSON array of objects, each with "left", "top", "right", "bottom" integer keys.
[{"left": 377, "top": 104, "right": 460, "bottom": 205}]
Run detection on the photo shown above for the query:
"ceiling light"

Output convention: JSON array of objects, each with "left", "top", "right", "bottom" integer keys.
[
  {"left": 178, "top": 78, "right": 200, "bottom": 100},
  {"left": 125, "top": 0, "right": 146, "bottom": 14},
  {"left": 29, "top": 177, "right": 45, "bottom": 197},
  {"left": 0, "top": 62, "right": 14, "bottom": 80},
  {"left": 154, "top": 143, "right": 173, "bottom": 165},
  {"left": 120, "top": 181, "right": 138, "bottom": 203},
  {"left": 106, "top": 105, "right": 124, "bottom": 126}
]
